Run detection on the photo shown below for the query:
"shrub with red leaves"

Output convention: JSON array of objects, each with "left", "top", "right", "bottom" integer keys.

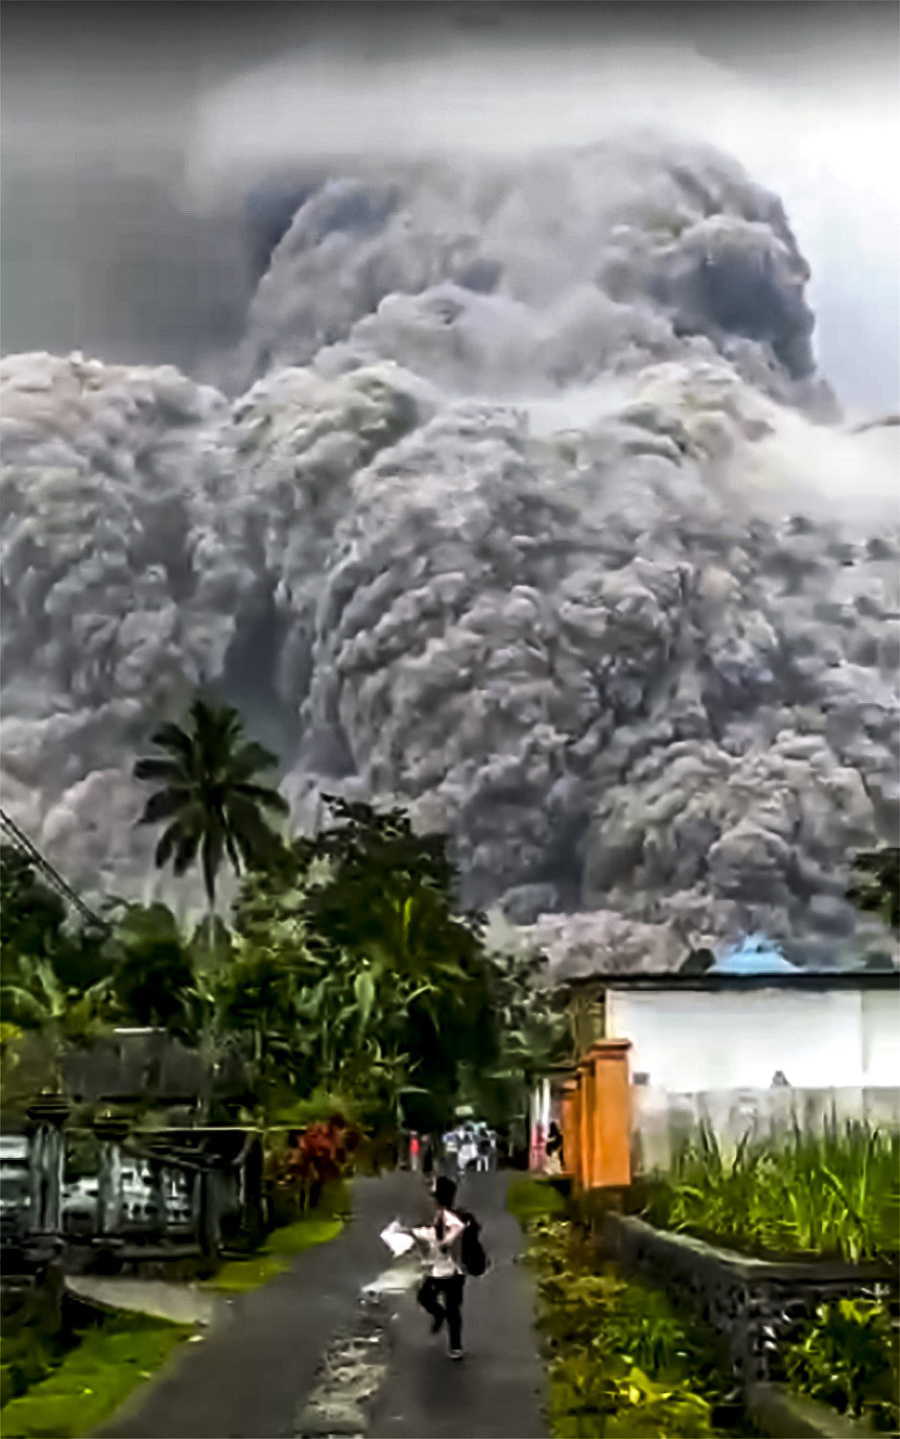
[{"left": 276, "top": 1116, "right": 360, "bottom": 1205}]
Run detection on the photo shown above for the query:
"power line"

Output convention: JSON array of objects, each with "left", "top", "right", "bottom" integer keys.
[{"left": 0, "top": 807, "right": 110, "bottom": 933}]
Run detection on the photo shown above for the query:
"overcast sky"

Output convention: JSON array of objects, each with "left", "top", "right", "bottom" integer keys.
[{"left": 2, "top": 1, "right": 897, "bottom": 412}]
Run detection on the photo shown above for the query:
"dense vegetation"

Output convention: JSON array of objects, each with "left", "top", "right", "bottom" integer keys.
[
  {"left": 846, "top": 847, "right": 900, "bottom": 939},
  {"left": 0, "top": 697, "right": 567, "bottom": 1142},
  {"left": 784, "top": 1297, "right": 900, "bottom": 1433},
  {"left": 641, "top": 1119, "right": 900, "bottom": 1264},
  {"left": 513, "top": 1174, "right": 900, "bottom": 1439},
  {"left": 513, "top": 1189, "right": 742, "bottom": 1439}
]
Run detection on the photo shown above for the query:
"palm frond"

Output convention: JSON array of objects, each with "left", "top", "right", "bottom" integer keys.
[
  {"left": 147, "top": 721, "right": 195, "bottom": 762},
  {"left": 138, "top": 787, "right": 192, "bottom": 826},
  {"left": 230, "top": 741, "right": 281, "bottom": 781},
  {"left": 154, "top": 822, "right": 183, "bottom": 870},
  {"left": 173, "top": 829, "right": 201, "bottom": 877},
  {"left": 137, "top": 698, "right": 289, "bottom": 901},
  {"left": 231, "top": 781, "right": 289, "bottom": 814},
  {"left": 133, "top": 756, "right": 189, "bottom": 784}
]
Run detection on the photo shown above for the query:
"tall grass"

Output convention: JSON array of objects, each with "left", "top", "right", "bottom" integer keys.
[{"left": 643, "top": 1118, "right": 899, "bottom": 1264}]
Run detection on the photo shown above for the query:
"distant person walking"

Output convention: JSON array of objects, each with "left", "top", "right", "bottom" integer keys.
[
  {"left": 476, "top": 1128, "right": 493, "bottom": 1172},
  {"left": 545, "top": 1120, "right": 563, "bottom": 1176},
  {"left": 442, "top": 1127, "right": 460, "bottom": 1178},
  {"left": 413, "top": 1176, "right": 468, "bottom": 1359},
  {"left": 458, "top": 1128, "right": 478, "bottom": 1174}
]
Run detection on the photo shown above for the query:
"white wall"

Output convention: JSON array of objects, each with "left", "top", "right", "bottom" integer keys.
[
  {"left": 862, "top": 988, "right": 900, "bottom": 1086},
  {"left": 631, "top": 1083, "right": 900, "bottom": 1175},
  {"left": 606, "top": 986, "right": 900, "bottom": 1093}
]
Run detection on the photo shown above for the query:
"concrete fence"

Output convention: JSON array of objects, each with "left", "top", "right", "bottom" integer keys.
[{"left": 630, "top": 1084, "right": 900, "bottom": 1175}]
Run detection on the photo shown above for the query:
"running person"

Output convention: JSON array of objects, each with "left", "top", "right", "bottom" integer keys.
[{"left": 414, "top": 1176, "right": 467, "bottom": 1359}]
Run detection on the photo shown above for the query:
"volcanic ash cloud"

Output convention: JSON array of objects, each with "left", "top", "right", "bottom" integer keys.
[{"left": 1, "top": 138, "right": 897, "bottom": 967}]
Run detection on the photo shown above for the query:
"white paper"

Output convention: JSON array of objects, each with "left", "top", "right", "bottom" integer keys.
[{"left": 380, "top": 1220, "right": 415, "bottom": 1257}]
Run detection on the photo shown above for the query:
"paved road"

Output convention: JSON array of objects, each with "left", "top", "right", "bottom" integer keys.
[
  {"left": 94, "top": 1169, "right": 546, "bottom": 1439},
  {"left": 370, "top": 1170, "right": 547, "bottom": 1439}
]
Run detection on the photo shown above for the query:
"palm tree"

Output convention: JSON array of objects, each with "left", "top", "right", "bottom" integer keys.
[
  {"left": 134, "top": 698, "right": 289, "bottom": 928},
  {"left": 134, "top": 699, "right": 288, "bottom": 1122}
]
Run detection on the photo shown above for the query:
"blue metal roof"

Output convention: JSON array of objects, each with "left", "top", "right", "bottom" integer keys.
[{"left": 711, "top": 934, "right": 798, "bottom": 975}]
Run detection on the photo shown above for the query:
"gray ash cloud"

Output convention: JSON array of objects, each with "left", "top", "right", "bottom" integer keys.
[{"left": 1, "top": 137, "right": 897, "bottom": 970}]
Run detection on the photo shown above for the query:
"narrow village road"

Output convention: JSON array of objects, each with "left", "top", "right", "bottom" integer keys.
[
  {"left": 368, "top": 1170, "right": 546, "bottom": 1439},
  {"left": 94, "top": 1169, "right": 546, "bottom": 1439}
]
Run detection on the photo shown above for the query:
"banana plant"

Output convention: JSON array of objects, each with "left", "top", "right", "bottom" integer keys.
[{"left": 0, "top": 951, "right": 112, "bottom": 1095}]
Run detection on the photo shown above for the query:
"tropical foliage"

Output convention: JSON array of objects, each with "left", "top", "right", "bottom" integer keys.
[
  {"left": 103, "top": 902, "right": 196, "bottom": 1033},
  {"left": 0, "top": 846, "right": 108, "bottom": 993},
  {"left": 3, "top": 700, "right": 561, "bottom": 1147},
  {"left": 522, "top": 1217, "right": 730, "bottom": 1438},
  {"left": 642, "top": 1118, "right": 900, "bottom": 1264},
  {"left": 0, "top": 852, "right": 111, "bottom": 1097},
  {"left": 267, "top": 1120, "right": 357, "bottom": 1221},
  {"left": 784, "top": 1298, "right": 899, "bottom": 1433},
  {"left": 229, "top": 795, "right": 548, "bottom": 1132}
]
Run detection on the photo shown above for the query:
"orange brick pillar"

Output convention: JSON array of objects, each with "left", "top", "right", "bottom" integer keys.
[
  {"left": 587, "top": 1040, "right": 632, "bottom": 1188},
  {"left": 578, "top": 1057, "right": 595, "bottom": 1192},
  {"left": 571, "top": 1079, "right": 584, "bottom": 1189},
  {"left": 561, "top": 1079, "right": 579, "bottom": 1181}
]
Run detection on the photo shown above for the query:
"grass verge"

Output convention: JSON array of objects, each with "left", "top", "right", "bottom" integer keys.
[
  {"left": 203, "top": 1181, "right": 348, "bottom": 1294},
  {"left": 0, "top": 1313, "right": 190, "bottom": 1439},
  {"left": 515, "top": 1207, "right": 749, "bottom": 1437},
  {"left": 507, "top": 1177, "right": 568, "bottom": 1224},
  {"left": 206, "top": 1216, "right": 344, "bottom": 1293}
]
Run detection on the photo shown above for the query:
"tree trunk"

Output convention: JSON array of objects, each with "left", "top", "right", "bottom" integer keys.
[{"left": 198, "top": 898, "right": 216, "bottom": 1125}]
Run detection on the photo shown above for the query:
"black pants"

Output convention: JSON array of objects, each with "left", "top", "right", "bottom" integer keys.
[{"left": 417, "top": 1274, "right": 465, "bottom": 1349}]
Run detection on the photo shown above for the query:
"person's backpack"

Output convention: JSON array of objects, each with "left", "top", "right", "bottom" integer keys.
[{"left": 457, "top": 1208, "right": 488, "bottom": 1277}]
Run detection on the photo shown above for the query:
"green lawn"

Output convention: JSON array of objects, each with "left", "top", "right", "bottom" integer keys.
[{"left": 0, "top": 1314, "right": 190, "bottom": 1439}]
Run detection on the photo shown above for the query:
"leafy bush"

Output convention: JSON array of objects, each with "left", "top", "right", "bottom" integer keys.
[
  {"left": 267, "top": 1116, "right": 358, "bottom": 1222},
  {"left": 784, "top": 1298, "right": 899, "bottom": 1432},
  {"left": 525, "top": 1219, "right": 728, "bottom": 1438},
  {"left": 549, "top": 1355, "right": 714, "bottom": 1438},
  {"left": 643, "top": 1119, "right": 899, "bottom": 1263},
  {"left": 0, "top": 1333, "right": 58, "bottom": 1409}
]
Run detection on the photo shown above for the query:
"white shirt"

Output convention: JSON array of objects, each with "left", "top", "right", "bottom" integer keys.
[{"left": 413, "top": 1207, "right": 465, "bottom": 1278}]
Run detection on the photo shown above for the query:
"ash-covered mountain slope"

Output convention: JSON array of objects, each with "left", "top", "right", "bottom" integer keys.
[{"left": 1, "top": 137, "right": 897, "bottom": 969}]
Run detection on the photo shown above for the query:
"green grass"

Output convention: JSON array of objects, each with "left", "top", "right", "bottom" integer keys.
[
  {"left": 643, "top": 1119, "right": 900, "bottom": 1264},
  {"left": 0, "top": 1314, "right": 190, "bottom": 1439},
  {"left": 206, "top": 1215, "right": 343, "bottom": 1293},
  {"left": 204, "top": 1178, "right": 348, "bottom": 1293},
  {"left": 507, "top": 1177, "right": 568, "bottom": 1224}
]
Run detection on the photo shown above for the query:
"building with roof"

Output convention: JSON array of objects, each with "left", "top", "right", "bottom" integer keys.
[{"left": 541, "top": 950, "right": 900, "bottom": 1191}]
